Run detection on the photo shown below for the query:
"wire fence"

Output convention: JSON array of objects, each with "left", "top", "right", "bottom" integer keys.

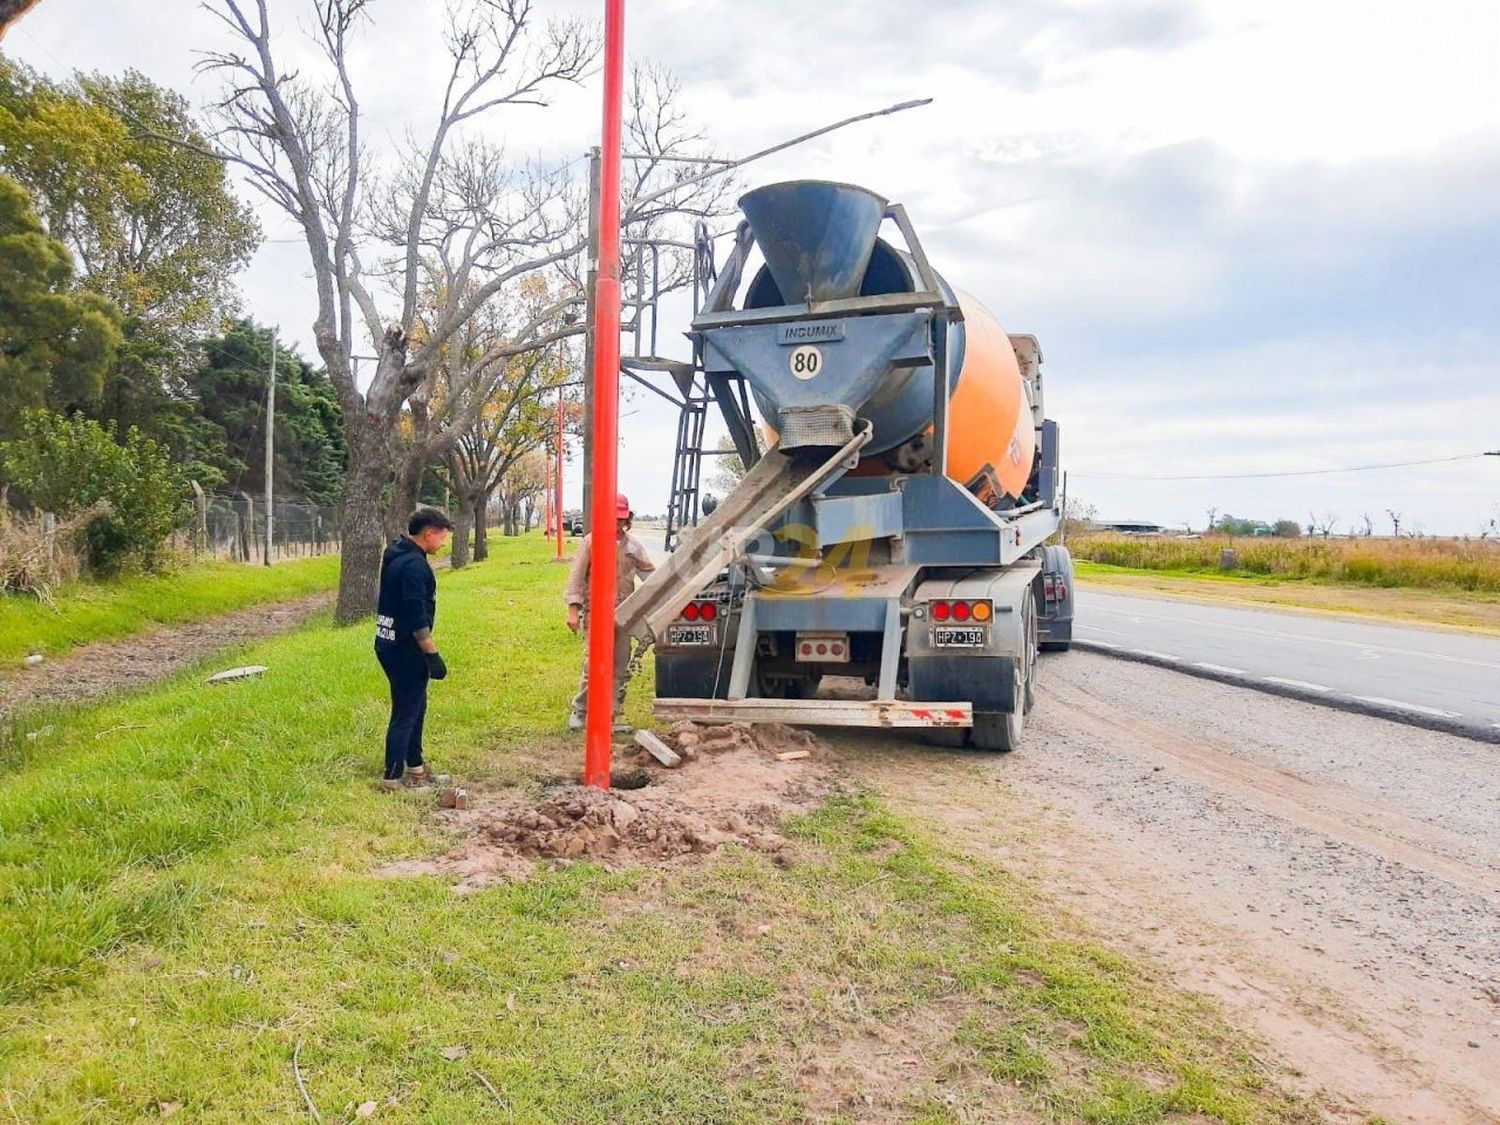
[{"left": 187, "top": 492, "right": 342, "bottom": 563}]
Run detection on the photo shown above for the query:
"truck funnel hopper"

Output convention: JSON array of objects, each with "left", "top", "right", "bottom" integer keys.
[{"left": 739, "top": 181, "right": 888, "bottom": 305}]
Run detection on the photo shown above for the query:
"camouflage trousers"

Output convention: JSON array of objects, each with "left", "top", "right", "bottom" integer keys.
[{"left": 569, "top": 619, "right": 650, "bottom": 718}]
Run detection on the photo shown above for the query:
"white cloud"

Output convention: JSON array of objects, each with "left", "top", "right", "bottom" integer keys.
[{"left": 8, "top": 0, "right": 1498, "bottom": 532}]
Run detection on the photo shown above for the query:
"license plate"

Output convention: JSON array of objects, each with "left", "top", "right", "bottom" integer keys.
[
  {"left": 934, "top": 626, "right": 986, "bottom": 648},
  {"left": 667, "top": 624, "right": 715, "bottom": 646}
]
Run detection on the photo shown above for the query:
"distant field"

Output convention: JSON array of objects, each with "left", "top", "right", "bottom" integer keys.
[{"left": 1070, "top": 534, "right": 1500, "bottom": 593}]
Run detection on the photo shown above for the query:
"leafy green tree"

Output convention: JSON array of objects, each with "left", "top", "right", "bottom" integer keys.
[
  {"left": 0, "top": 176, "right": 121, "bottom": 437},
  {"left": 1, "top": 411, "right": 188, "bottom": 573},
  {"left": 190, "top": 321, "right": 347, "bottom": 504},
  {"left": 0, "top": 59, "right": 259, "bottom": 444},
  {"left": 1272, "top": 519, "right": 1303, "bottom": 538}
]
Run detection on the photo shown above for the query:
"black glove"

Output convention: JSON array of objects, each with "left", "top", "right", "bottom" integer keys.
[{"left": 424, "top": 651, "right": 448, "bottom": 680}]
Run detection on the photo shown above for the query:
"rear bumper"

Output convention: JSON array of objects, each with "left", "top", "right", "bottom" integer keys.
[{"left": 654, "top": 697, "right": 972, "bottom": 728}]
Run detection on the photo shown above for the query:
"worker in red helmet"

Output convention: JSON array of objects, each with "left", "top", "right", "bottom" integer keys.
[{"left": 563, "top": 492, "right": 656, "bottom": 731}]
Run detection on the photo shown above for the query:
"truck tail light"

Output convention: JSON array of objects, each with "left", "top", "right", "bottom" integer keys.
[
  {"left": 928, "top": 599, "right": 992, "bottom": 621},
  {"left": 682, "top": 602, "right": 700, "bottom": 621},
  {"left": 930, "top": 600, "right": 990, "bottom": 627}
]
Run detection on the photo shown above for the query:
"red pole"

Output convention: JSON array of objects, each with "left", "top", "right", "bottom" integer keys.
[
  {"left": 583, "top": 0, "right": 625, "bottom": 790},
  {"left": 554, "top": 385, "right": 564, "bottom": 561}
]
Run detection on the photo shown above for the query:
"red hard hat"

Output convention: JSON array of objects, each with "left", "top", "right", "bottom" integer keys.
[{"left": 615, "top": 493, "right": 631, "bottom": 518}]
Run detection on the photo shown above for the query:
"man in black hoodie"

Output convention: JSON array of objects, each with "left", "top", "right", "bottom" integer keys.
[{"left": 374, "top": 507, "right": 454, "bottom": 790}]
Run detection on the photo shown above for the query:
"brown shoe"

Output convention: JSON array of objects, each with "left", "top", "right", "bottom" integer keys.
[
  {"left": 378, "top": 778, "right": 403, "bottom": 793},
  {"left": 403, "top": 765, "right": 439, "bottom": 787}
]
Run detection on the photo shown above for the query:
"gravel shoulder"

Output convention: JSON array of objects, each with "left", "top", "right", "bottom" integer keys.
[
  {"left": 0, "top": 592, "right": 334, "bottom": 719},
  {"left": 850, "top": 651, "right": 1500, "bottom": 1124}
]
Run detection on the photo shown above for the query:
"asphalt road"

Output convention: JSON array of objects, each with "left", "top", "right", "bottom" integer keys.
[
  {"left": 1074, "top": 587, "right": 1500, "bottom": 738},
  {"left": 634, "top": 528, "right": 1499, "bottom": 739}
]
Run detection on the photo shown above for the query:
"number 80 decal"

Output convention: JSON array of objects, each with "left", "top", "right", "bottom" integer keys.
[{"left": 788, "top": 345, "right": 823, "bottom": 380}]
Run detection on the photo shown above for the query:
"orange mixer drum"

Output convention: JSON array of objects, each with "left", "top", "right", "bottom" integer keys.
[{"left": 943, "top": 288, "right": 1035, "bottom": 503}]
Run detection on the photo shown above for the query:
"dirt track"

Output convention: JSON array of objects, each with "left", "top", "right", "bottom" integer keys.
[
  {"left": 0, "top": 593, "right": 333, "bottom": 719},
  {"left": 854, "top": 651, "right": 1500, "bottom": 1124}
]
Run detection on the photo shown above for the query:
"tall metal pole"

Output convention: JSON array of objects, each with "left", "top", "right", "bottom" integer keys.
[
  {"left": 264, "top": 326, "right": 277, "bottom": 566},
  {"left": 555, "top": 372, "right": 565, "bottom": 562},
  {"left": 583, "top": 1, "right": 624, "bottom": 790},
  {"left": 581, "top": 146, "right": 601, "bottom": 522}
]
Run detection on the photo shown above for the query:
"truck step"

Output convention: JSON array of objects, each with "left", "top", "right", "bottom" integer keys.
[{"left": 654, "top": 697, "right": 972, "bottom": 729}]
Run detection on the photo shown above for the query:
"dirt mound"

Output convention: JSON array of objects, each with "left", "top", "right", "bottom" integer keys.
[
  {"left": 484, "top": 785, "right": 783, "bottom": 862},
  {"left": 380, "top": 722, "right": 838, "bottom": 890},
  {"left": 668, "top": 720, "right": 821, "bottom": 759}
]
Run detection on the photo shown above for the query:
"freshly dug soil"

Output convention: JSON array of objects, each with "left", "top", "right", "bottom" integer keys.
[{"left": 382, "top": 722, "right": 837, "bottom": 889}]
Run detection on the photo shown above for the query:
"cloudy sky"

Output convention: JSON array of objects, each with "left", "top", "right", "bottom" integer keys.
[{"left": 9, "top": 0, "right": 1499, "bottom": 533}]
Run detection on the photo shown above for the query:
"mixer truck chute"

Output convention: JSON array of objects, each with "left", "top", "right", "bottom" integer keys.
[{"left": 619, "top": 180, "right": 1075, "bottom": 751}]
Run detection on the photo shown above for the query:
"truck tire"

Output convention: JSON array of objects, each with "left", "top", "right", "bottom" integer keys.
[
  {"left": 970, "top": 594, "right": 1034, "bottom": 751},
  {"left": 1039, "top": 544, "right": 1075, "bottom": 652},
  {"left": 970, "top": 709, "right": 1022, "bottom": 752}
]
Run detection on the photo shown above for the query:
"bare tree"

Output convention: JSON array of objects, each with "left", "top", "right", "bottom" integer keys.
[
  {"left": 1205, "top": 506, "right": 1219, "bottom": 534},
  {"left": 1360, "top": 512, "right": 1374, "bottom": 537},
  {"left": 1315, "top": 511, "right": 1338, "bottom": 537},
  {"left": 200, "top": 8, "right": 729, "bottom": 618},
  {"left": 1386, "top": 509, "right": 1403, "bottom": 537},
  {"left": 0, "top": 0, "right": 42, "bottom": 41},
  {"left": 1478, "top": 508, "right": 1499, "bottom": 540},
  {"left": 200, "top": 0, "right": 593, "bottom": 620},
  {"left": 385, "top": 63, "right": 730, "bottom": 543},
  {"left": 390, "top": 274, "right": 576, "bottom": 533}
]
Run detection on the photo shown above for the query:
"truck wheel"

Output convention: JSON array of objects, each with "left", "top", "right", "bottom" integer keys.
[
  {"left": 972, "top": 591, "right": 1035, "bottom": 752},
  {"left": 1023, "top": 591, "right": 1039, "bottom": 713},
  {"left": 970, "top": 709, "right": 1022, "bottom": 751}
]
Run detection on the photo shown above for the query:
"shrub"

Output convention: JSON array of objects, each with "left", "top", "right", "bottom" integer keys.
[{"left": 1, "top": 411, "right": 188, "bottom": 575}]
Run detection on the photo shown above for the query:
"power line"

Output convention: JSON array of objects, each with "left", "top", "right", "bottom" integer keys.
[{"left": 1070, "top": 451, "right": 1493, "bottom": 481}]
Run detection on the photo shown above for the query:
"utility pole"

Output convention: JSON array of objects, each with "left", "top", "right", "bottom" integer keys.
[
  {"left": 581, "top": 146, "right": 601, "bottom": 520},
  {"left": 583, "top": 2, "right": 624, "bottom": 791},
  {"left": 264, "top": 326, "right": 277, "bottom": 566}
]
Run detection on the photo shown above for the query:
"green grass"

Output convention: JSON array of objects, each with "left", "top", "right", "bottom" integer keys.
[
  {"left": 0, "top": 555, "right": 340, "bottom": 664},
  {"left": 0, "top": 538, "right": 1316, "bottom": 1122}
]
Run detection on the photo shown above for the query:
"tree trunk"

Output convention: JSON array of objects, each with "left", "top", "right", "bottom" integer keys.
[
  {"left": 335, "top": 421, "right": 393, "bottom": 623},
  {"left": 389, "top": 450, "right": 425, "bottom": 537},
  {"left": 474, "top": 497, "right": 490, "bottom": 562},
  {"left": 450, "top": 490, "right": 474, "bottom": 569}
]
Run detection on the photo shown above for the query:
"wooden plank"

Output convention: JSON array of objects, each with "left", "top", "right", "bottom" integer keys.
[
  {"left": 775, "top": 750, "right": 811, "bottom": 761},
  {"left": 633, "top": 729, "right": 682, "bottom": 768},
  {"left": 654, "top": 697, "right": 972, "bottom": 729}
]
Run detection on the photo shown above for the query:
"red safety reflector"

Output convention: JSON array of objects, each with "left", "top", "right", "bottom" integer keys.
[
  {"left": 952, "top": 601, "right": 972, "bottom": 621},
  {"left": 931, "top": 600, "right": 951, "bottom": 621},
  {"left": 800, "top": 643, "right": 812, "bottom": 655},
  {"left": 816, "top": 643, "right": 828, "bottom": 655},
  {"left": 682, "top": 602, "right": 700, "bottom": 621},
  {"left": 700, "top": 601, "right": 717, "bottom": 621},
  {"left": 831, "top": 642, "right": 844, "bottom": 656}
]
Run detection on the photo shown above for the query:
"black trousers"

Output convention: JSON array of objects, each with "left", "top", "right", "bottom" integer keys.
[{"left": 376, "top": 645, "right": 428, "bottom": 780}]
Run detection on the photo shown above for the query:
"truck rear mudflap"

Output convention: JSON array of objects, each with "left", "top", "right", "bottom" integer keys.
[{"left": 654, "top": 698, "right": 972, "bottom": 729}]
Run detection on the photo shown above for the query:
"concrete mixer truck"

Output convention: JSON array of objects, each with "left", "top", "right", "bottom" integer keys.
[{"left": 617, "top": 180, "right": 1075, "bottom": 750}]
